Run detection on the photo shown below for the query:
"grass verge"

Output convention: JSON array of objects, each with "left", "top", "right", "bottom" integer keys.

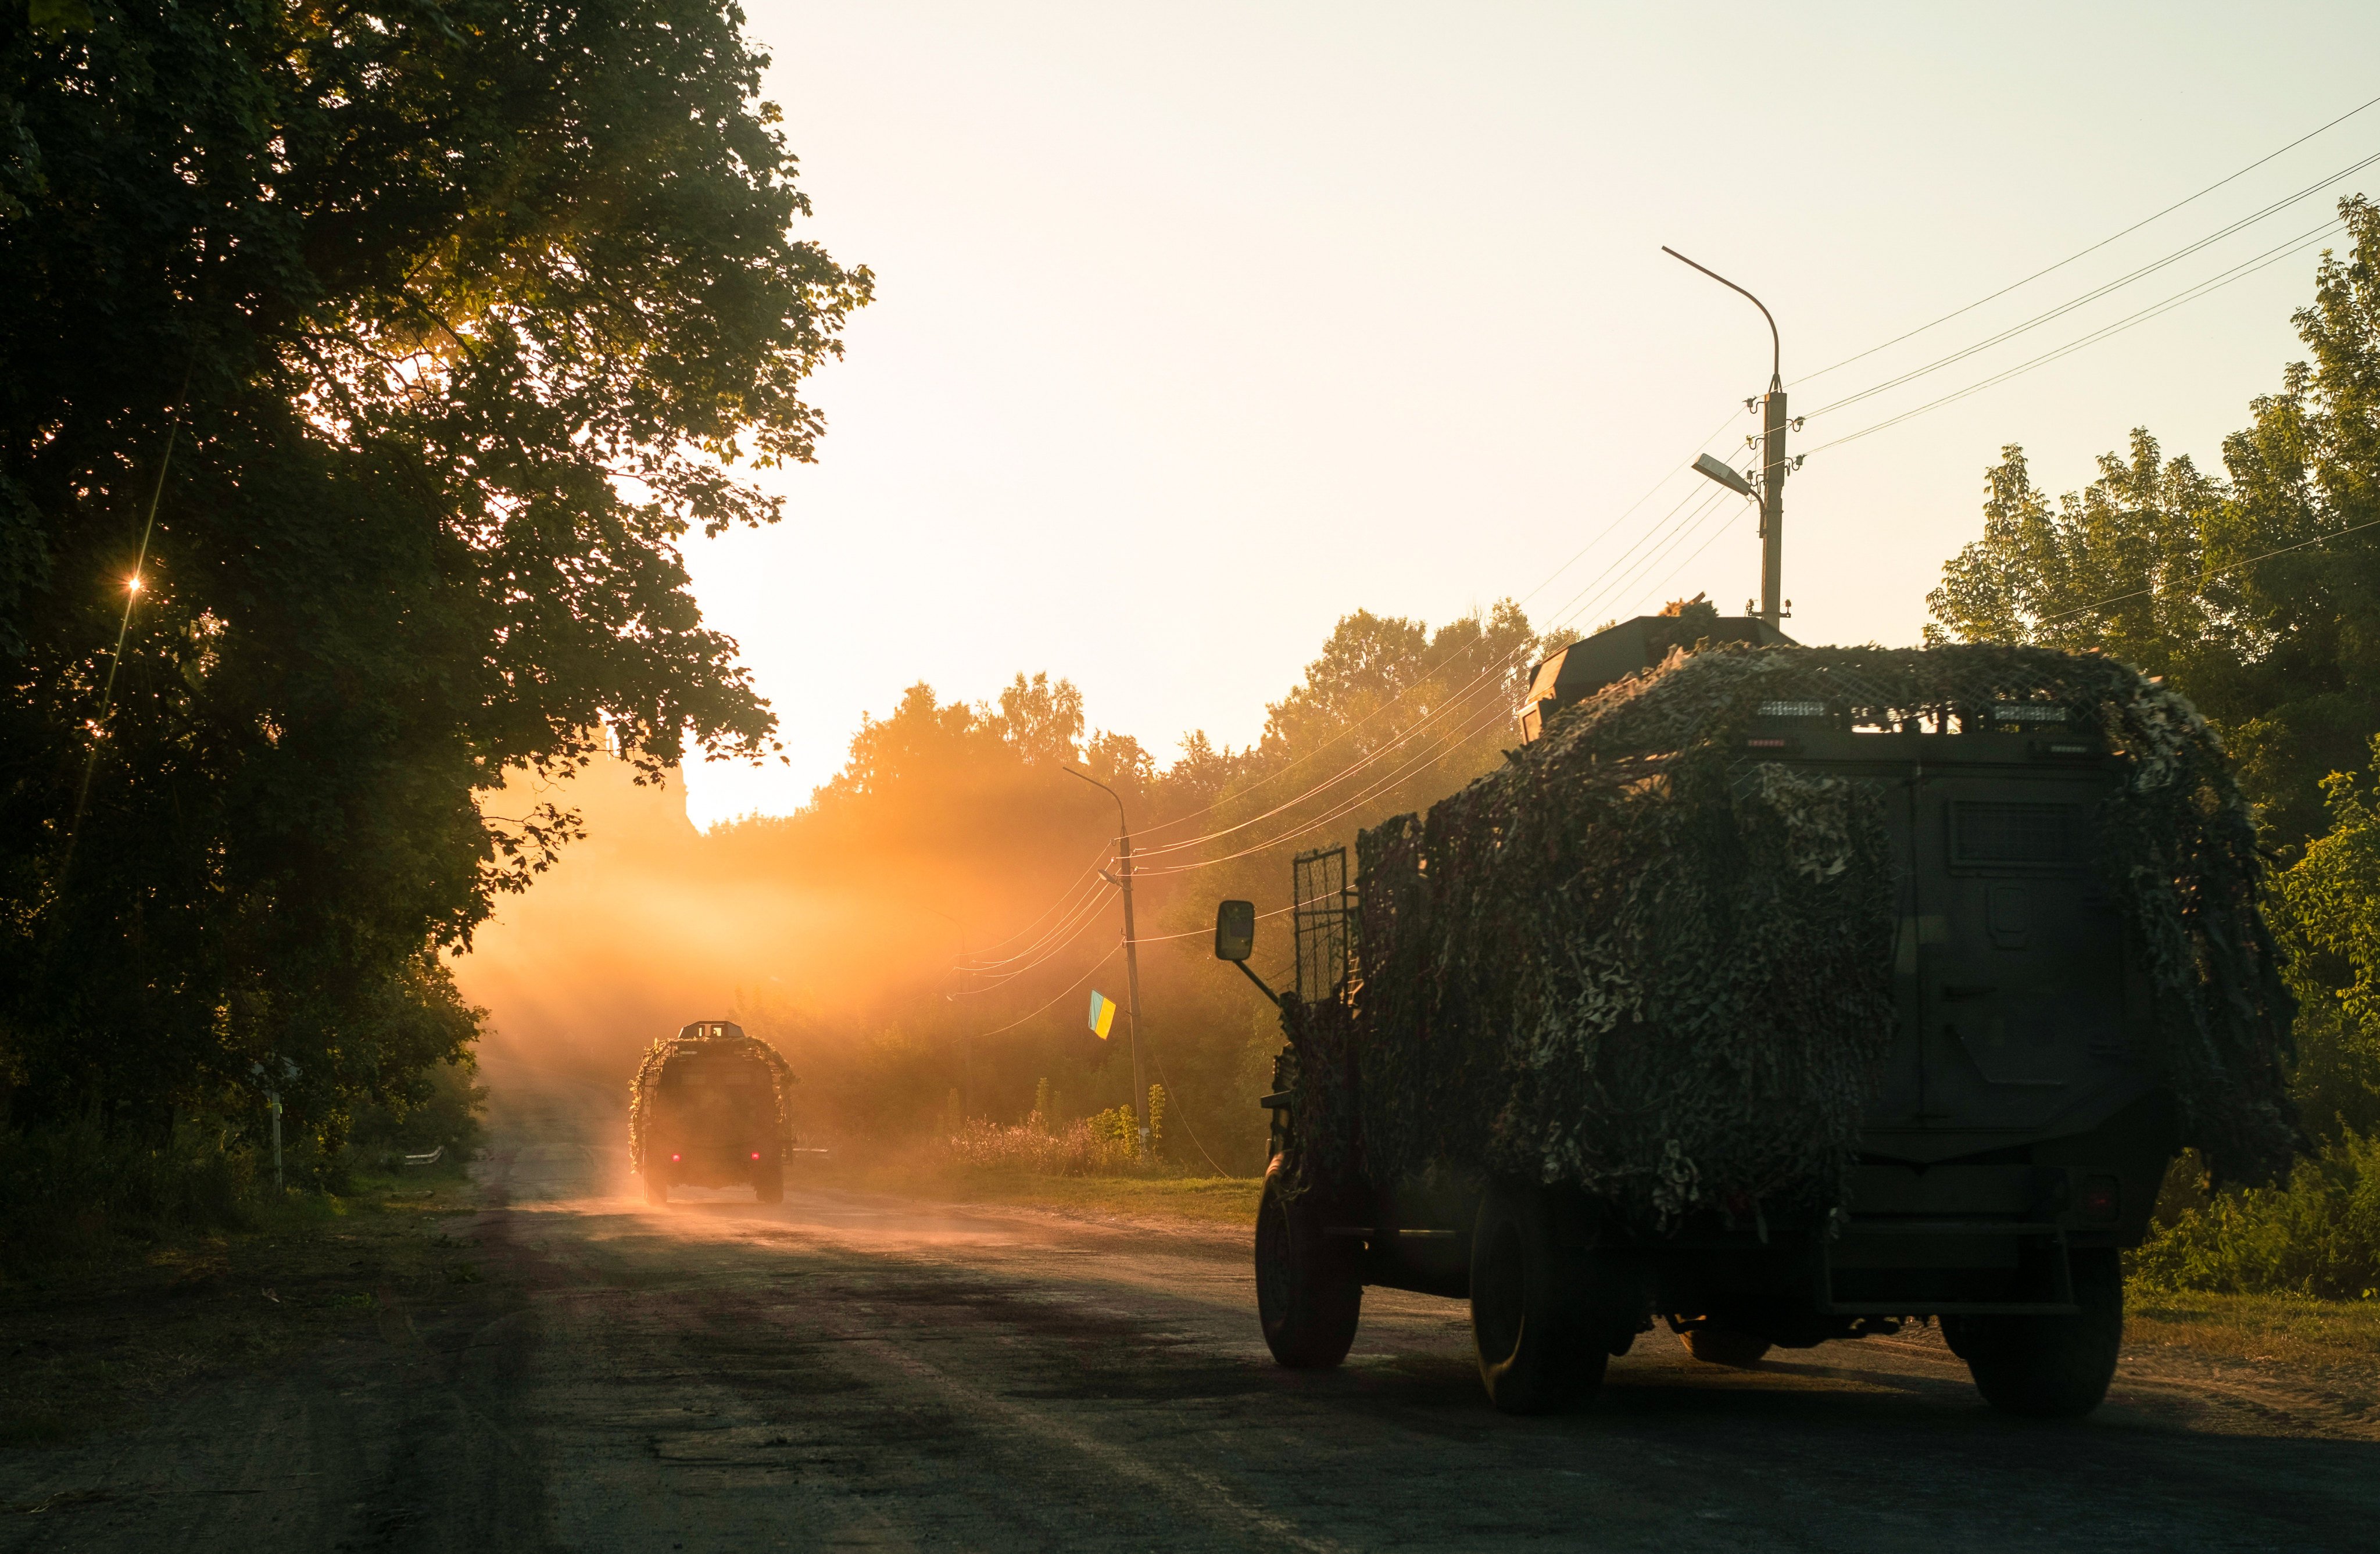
[
  {"left": 2125, "top": 1283, "right": 2380, "bottom": 1384},
  {"left": 939, "top": 1171, "right": 1265, "bottom": 1229},
  {"left": 0, "top": 1161, "right": 489, "bottom": 1452}
]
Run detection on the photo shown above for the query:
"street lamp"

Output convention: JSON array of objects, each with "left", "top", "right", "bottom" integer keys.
[
  {"left": 1664, "top": 245, "right": 1791, "bottom": 629},
  {"left": 1692, "top": 453, "right": 1756, "bottom": 500}
]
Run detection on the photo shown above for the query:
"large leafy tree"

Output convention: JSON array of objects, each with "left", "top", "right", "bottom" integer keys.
[
  {"left": 1929, "top": 196, "right": 2380, "bottom": 847},
  {"left": 1928, "top": 196, "right": 2380, "bottom": 1140},
  {"left": 0, "top": 2, "right": 868, "bottom": 1144}
]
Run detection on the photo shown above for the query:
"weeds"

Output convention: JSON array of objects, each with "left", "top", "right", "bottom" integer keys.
[
  {"left": 2128, "top": 1130, "right": 2380, "bottom": 1300},
  {"left": 944, "top": 1112, "right": 1142, "bottom": 1176},
  {"left": 0, "top": 1114, "right": 477, "bottom": 1283},
  {"left": 939, "top": 1082, "right": 1191, "bottom": 1178}
]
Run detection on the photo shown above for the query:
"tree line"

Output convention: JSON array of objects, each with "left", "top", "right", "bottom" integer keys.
[{"left": 1, "top": 1, "right": 865, "bottom": 1176}]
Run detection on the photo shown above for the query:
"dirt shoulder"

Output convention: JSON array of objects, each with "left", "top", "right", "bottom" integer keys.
[
  {"left": 789, "top": 1156, "right": 1265, "bottom": 1233},
  {"left": 2120, "top": 1287, "right": 2380, "bottom": 1433}
]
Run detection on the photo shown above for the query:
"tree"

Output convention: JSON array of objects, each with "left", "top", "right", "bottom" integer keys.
[
  {"left": 1928, "top": 195, "right": 2380, "bottom": 1141},
  {"left": 1929, "top": 196, "right": 2380, "bottom": 847},
  {"left": 2274, "top": 747, "right": 2380, "bottom": 1138},
  {"left": 0, "top": 2, "right": 868, "bottom": 1148}
]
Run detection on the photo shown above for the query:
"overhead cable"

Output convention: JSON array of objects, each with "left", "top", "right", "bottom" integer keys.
[
  {"left": 1802, "top": 184, "right": 2374, "bottom": 421},
  {"left": 976, "top": 944, "right": 1122, "bottom": 1036},
  {"left": 1798, "top": 91, "right": 2380, "bottom": 385},
  {"left": 1802, "top": 220, "right": 2346, "bottom": 457}
]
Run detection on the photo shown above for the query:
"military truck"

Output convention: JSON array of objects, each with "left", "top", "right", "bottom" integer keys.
[
  {"left": 1218, "top": 617, "right": 2294, "bottom": 1419},
  {"left": 629, "top": 1020, "right": 799, "bottom": 1205}
]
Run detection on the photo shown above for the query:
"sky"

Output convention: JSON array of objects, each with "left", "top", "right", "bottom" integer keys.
[{"left": 677, "top": 0, "right": 2380, "bottom": 828}]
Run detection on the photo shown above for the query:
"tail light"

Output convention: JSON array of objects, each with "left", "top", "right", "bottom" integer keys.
[
  {"left": 670, "top": 1153, "right": 681, "bottom": 1162},
  {"left": 750, "top": 1151, "right": 761, "bottom": 1160},
  {"left": 2080, "top": 1175, "right": 2120, "bottom": 1222}
]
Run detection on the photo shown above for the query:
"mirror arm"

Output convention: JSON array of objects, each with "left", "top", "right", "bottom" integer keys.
[{"left": 1233, "top": 960, "right": 1282, "bottom": 1008}]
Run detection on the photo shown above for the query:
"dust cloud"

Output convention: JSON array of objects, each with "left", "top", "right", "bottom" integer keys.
[{"left": 453, "top": 749, "right": 1270, "bottom": 1176}]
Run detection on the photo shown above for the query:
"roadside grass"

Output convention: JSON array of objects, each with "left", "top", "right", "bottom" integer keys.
[
  {"left": 937, "top": 1170, "right": 1264, "bottom": 1230},
  {"left": 2125, "top": 1283, "right": 2380, "bottom": 1383},
  {"left": 0, "top": 1160, "right": 489, "bottom": 1451},
  {"left": 797, "top": 1146, "right": 1264, "bottom": 1231}
]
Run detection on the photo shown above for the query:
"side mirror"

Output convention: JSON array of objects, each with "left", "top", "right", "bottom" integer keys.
[{"left": 1214, "top": 899, "right": 1255, "bottom": 962}]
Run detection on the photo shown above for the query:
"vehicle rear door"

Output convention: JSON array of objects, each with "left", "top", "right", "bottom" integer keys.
[{"left": 1908, "top": 769, "right": 2128, "bottom": 1131}]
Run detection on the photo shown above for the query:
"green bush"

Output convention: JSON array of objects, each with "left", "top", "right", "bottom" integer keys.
[
  {"left": 0, "top": 1115, "right": 266, "bottom": 1274},
  {"left": 343, "top": 1057, "right": 487, "bottom": 1170},
  {"left": 2129, "top": 1131, "right": 2380, "bottom": 1300}
]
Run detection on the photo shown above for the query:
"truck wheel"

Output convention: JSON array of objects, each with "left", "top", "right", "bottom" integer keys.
[
  {"left": 1469, "top": 1183, "right": 1606, "bottom": 1414},
  {"left": 755, "top": 1159, "right": 784, "bottom": 1204},
  {"left": 1956, "top": 1247, "right": 2123, "bottom": 1419},
  {"left": 1679, "top": 1324, "right": 1771, "bottom": 1368},
  {"left": 1254, "top": 1161, "right": 1362, "bottom": 1369},
  {"left": 643, "top": 1169, "right": 668, "bottom": 1207}
]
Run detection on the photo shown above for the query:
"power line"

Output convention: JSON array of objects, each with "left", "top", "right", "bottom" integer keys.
[
  {"left": 1801, "top": 220, "right": 2345, "bottom": 458},
  {"left": 1123, "top": 410, "right": 1749, "bottom": 844},
  {"left": 976, "top": 944, "right": 1122, "bottom": 1036},
  {"left": 950, "top": 882, "right": 1117, "bottom": 993},
  {"left": 1803, "top": 174, "right": 2376, "bottom": 422},
  {"left": 1128, "top": 688, "right": 1529, "bottom": 878},
  {"left": 955, "top": 862, "right": 1114, "bottom": 972},
  {"left": 957, "top": 838, "right": 1113, "bottom": 961},
  {"left": 1798, "top": 91, "right": 2380, "bottom": 385},
  {"left": 1124, "top": 471, "right": 1745, "bottom": 865},
  {"left": 1122, "top": 482, "right": 1741, "bottom": 879}
]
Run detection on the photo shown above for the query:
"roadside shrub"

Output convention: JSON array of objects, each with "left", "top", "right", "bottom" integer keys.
[
  {"left": 0, "top": 1116, "right": 265, "bottom": 1274},
  {"left": 944, "top": 1109, "right": 1144, "bottom": 1176},
  {"left": 345, "top": 1057, "right": 488, "bottom": 1171},
  {"left": 2129, "top": 1130, "right": 2380, "bottom": 1299}
]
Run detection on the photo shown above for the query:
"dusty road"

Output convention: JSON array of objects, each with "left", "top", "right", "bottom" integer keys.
[{"left": 8, "top": 1079, "right": 2379, "bottom": 1552}]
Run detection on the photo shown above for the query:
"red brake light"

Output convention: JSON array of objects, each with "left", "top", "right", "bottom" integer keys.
[
  {"left": 750, "top": 1151, "right": 760, "bottom": 1160},
  {"left": 2080, "top": 1175, "right": 2120, "bottom": 1221},
  {"left": 670, "top": 1153, "right": 681, "bottom": 1162}
]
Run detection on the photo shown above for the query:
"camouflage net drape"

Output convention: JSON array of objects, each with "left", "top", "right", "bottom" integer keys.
[
  {"left": 1279, "top": 643, "right": 2297, "bottom": 1226},
  {"left": 628, "top": 1030, "right": 800, "bottom": 1173}
]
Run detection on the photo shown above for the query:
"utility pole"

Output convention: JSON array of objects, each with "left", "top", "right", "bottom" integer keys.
[
  {"left": 1759, "top": 376, "right": 1787, "bottom": 631},
  {"left": 1664, "top": 246, "right": 1790, "bottom": 629},
  {"left": 1065, "top": 767, "right": 1150, "bottom": 1157}
]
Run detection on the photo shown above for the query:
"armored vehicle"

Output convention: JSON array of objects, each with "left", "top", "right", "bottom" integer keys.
[
  {"left": 1219, "top": 619, "right": 2293, "bottom": 1419},
  {"left": 629, "top": 1020, "right": 799, "bottom": 1205}
]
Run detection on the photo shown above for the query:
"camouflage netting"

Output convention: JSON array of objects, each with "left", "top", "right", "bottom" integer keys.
[
  {"left": 1279, "top": 642, "right": 2298, "bottom": 1226},
  {"left": 628, "top": 1029, "right": 800, "bottom": 1173}
]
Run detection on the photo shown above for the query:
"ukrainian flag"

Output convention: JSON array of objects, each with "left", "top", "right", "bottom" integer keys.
[{"left": 1087, "top": 990, "right": 1118, "bottom": 1039}]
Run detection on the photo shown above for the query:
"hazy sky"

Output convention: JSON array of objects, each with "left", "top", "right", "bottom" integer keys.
[{"left": 678, "top": 1, "right": 2380, "bottom": 827}]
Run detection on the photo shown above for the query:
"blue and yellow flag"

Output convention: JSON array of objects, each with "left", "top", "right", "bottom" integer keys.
[{"left": 1087, "top": 990, "right": 1117, "bottom": 1039}]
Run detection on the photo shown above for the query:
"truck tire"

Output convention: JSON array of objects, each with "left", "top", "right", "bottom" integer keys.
[
  {"left": 1254, "top": 1161, "right": 1362, "bottom": 1369},
  {"left": 1469, "top": 1182, "right": 1606, "bottom": 1414},
  {"left": 1952, "top": 1247, "right": 2123, "bottom": 1419},
  {"left": 755, "top": 1158, "right": 784, "bottom": 1204},
  {"left": 1679, "top": 1324, "right": 1771, "bottom": 1368},
  {"left": 643, "top": 1168, "right": 668, "bottom": 1206}
]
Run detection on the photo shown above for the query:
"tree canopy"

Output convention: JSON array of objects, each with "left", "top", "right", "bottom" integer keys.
[
  {"left": 1928, "top": 194, "right": 2380, "bottom": 1140},
  {"left": 0, "top": 2, "right": 867, "bottom": 1152},
  {"left": 1929, "top": 196, "right": 2380, "bottom": 846}
]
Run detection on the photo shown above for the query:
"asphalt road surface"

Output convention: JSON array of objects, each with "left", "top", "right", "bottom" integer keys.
[{"left": 9, "top": 1075, "right": 2378, "bottom": 1552}]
